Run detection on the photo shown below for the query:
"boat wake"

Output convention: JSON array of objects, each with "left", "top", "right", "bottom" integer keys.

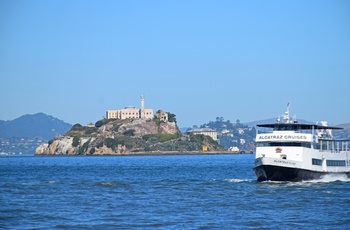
[
  {"left": 304, "top": 174, "right": 350, "bottom": 184},
  {"left": 261, "top": 174, "right": 350, "bottom": 186}
]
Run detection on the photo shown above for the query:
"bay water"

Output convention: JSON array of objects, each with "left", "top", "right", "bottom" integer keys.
[{"left": 1, "top": 154, "right": 349, "bottom": 229}]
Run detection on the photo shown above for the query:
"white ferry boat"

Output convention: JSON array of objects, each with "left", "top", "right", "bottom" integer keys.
[{"left": 253, "top": 104, "right": 350, "bottom": 181}]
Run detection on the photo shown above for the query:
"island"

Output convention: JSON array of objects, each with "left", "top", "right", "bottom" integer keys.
[{"left": 36, "top": 110, "right": 225, "bottom": 156}]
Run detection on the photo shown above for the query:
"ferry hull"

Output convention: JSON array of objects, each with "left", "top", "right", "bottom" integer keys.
[{"left": 254, "top": 165, "right": 350, "bottom": 182}]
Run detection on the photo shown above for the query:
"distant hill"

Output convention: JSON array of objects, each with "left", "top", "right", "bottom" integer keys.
[
  {"left": 334, "top": 123, "right": 350, "bottom": 139},
  {"left": 337, "top": 123, "right": 350, "bottom": 130},
  {"left": 0, "top": 113, "right": 72, "bottom": 140}
]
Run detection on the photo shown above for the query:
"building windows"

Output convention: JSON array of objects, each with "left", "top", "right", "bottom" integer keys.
[
  {"left": 312, "top": 158, "right": 322, "bottom": 166},
  {"left": 106, "top": 108, "right": 153, "bottom": 120},
  {"left": 326, "top": 160, "right": 346, "bottom": 167}
]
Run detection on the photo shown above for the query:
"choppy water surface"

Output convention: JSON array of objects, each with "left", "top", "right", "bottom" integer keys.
[{"left": 1, "top": 154, "right": 349, "bottom": 229}]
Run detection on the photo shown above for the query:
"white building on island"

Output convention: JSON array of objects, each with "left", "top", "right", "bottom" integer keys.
[
  {"left": 106, "top": 95, "right": 154, "bottom": 120},
  {"left": 186, "top": 128, "right": 218, "bottom": 141}
]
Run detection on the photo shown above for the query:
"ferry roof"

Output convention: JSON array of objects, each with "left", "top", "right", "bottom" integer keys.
[{"left": 257, "top": 123, "right": 343, "bottom": 130}]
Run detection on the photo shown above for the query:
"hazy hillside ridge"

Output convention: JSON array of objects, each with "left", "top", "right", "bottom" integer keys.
[
  {"left": 185, "top": 117, "right": 256, "bottom": 153},
  {"left": 0, "top": 113, "right": 72, "bottom": 154},
  {"left": 0, "top": 113, "right": 71, "bottom": 139}
]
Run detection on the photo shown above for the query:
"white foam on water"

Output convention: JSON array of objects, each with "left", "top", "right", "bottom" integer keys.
[
  {"left": 97, "top": 181, "right": 116, "bottom": 187},
  {"left": 47, "top": 180, "right": 60, "bottom": 184},
  {"left": 225, "top": 178, "right": 253, "bottom": 183},
  {"left": 267, "top": 174, "right": 350, "bottom": 187},
  {"left": 259, "top": 174, "right": 350, "bottom": 186},
  {"left": 303, "top": 174, "right": 350, "bottom": 184}
]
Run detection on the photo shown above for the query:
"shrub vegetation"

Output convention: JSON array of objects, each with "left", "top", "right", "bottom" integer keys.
[
  {"left": 72, "top": 136, "right": 80, "bottom": 147},
  {"left": 78, "top": 139, "right": 91, "bottom": 154},
  {"left": 71, "top": 123, "right": 83, "bottom": 131},
  {"left": 142, "top": 134, "right": 180, "bottom": 143}
]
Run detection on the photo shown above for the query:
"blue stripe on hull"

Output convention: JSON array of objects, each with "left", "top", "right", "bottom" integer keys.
[{"left": 253, "top": 165, "right": 350, "bottom": 182}]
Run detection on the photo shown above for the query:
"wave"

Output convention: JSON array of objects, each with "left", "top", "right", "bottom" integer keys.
[
  {"left": 95, "top": 181, "right": 117, "bottom": 187},
  {"left": 224, "top": 178, "right": 254, "bottom": 183},
  {"left": 94, "top": 181, "right": 132, "bottom": 188},
  {"left": 46, "top": 180, "right": 61, "bottom": 184}
]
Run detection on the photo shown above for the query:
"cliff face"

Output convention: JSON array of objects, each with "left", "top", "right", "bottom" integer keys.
[
  {"left": 36, "top": 118, "right": 224, "bottom": 155},
  {"left": 36, "top": 136, "right": 77, "bottom": 155}
]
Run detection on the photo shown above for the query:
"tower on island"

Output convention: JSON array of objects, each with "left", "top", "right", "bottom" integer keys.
[
  {"left": 140, "top": 95, "right": 145, "bottom": 119},
  {"left": 106, "top": 95, "right": 153, "bottom": 120}
]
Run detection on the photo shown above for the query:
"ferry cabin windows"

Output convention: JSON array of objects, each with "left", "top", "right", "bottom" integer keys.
[
  {"left": 268, "top": 142, "right": 311, "bottom": 148},
  {"left": 312, "top": 158, "right": 322, "bottom": 166},
  {"left": 258, "top": 142, "right": 312, "bottom": 148},
  {"left": 312, "top": 159, "right": 347, "bottom": 167},
  {"left": 326, "top": 160, "right": 346, "bottom": 167}
]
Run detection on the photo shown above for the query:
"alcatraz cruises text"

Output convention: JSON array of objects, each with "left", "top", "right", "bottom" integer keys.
[{"left": 257, "top": 134, "right": 309, "bottom": 140}]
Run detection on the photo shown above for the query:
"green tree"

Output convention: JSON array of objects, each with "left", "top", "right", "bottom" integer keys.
[
  {"left": 72, "top": 136, "right": 80, "bottom": 147},
  {"left": 236, "top": 119, "right": 241, "bottom": 126},
  {"left": 71, "top": 123, "right": 83, "bottom": 131},
  {"left": 123, "top": 129, "right": 135, "bottom": 136},
  {"left": 168, "top": 113, "right": 177, "bottom": 123},
  {"left": 96, "top": 141, "right": 103, "bottom": 148},
  {"left": 104, "top": 138, "right": 116, "bottom": 150},
  {"left": 78, "top": 139, "right": 90, "bottom": 154},
  {"left": 95, "top": 118, "right": 109, "bottom": 128},
  {"left": 95, "top": 120, "right": 104, "bottom": 128},
  {"left": 85, "top": 127, "right": 97, "bottom": 135}
]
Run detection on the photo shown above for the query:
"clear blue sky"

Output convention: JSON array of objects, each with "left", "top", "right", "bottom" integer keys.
[{"left": 1, "top": 0, "right": 349, "bottom": 127}]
